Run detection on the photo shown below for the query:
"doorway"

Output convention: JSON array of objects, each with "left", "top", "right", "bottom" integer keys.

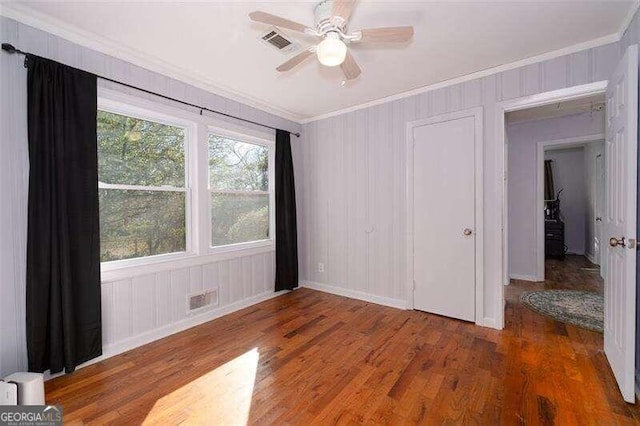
[
  {"left": 497, "top": 44, "right": 638, "bottom": 403},
  {"left": 506, "top": 95, "right": 605, "bottom": 282},
  {"left": 539, "top": 134, "right": 606, "bottom": 281}
]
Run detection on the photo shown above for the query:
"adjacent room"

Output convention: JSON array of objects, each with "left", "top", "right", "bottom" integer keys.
[
  {"left": 506, "top": 96, "right": 608, "bottom": 355},
  {"left": 2, "top": 0, "right": 640, "bottom": 423}
]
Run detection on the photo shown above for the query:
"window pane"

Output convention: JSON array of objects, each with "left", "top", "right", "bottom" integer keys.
[
  {"left": 211, "top": 193, "right": 269, "bottom": 246},
  {"left": 209, "top": 135, "right": 268, "bottom": 191},
  {"left": 99, "top": 189, "right": 186, "bottom": 261},
  {"left": 98, "top": 110, "right": 185, "bottom": 187}
]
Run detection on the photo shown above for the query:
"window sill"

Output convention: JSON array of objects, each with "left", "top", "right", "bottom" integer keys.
[
  {"left": 208, "top": 239, "right": 274, "bottom": 255},
  {"left": 101, "top": 243, "right": 275, "bottom": 282}
]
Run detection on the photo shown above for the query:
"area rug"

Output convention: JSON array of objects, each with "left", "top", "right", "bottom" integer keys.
[{"left": 519, "top": 290, "right": 604, "bottom": 333}]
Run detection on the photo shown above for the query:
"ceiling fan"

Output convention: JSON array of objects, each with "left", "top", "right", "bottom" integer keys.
[{"left": 249, "top": 0, "right": 414, "bottom": 81}]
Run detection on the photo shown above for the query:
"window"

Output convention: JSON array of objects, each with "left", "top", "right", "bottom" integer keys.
[
  {"left": 96, "top": 90, "right": 275, "bottom": 276},
  {"left": 208, "top": 134, "right": 273, "bottom": 247},
  {"left": 97, "top": 109, "right": 189, "bottom": 262}
]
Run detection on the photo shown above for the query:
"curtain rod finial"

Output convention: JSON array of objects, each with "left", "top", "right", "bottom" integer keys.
[{"left": 2, "top": 43, "right": 17, "bottom": 54}]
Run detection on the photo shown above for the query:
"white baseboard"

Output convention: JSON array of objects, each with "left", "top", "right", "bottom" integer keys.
[
  {"left": 102, "top": 289, "right": 288, "bottom": 357},
  {"left": 302, "top": 282, "right": 506, "bottom": 332},
  {"left": 482, "top": 317, "right": 501, "bottom": 330},
  {"left": 45, "top": 289, "right": 288, "bottom": 381},
  {"left": 585, "top": 252, "right": 600, "bottom": 265},
  {"left": 509, "top": 274, "right": 540, "bottom": 282},
  {"left": 300, "top": 281, "right": 409, "bottom": 310}
]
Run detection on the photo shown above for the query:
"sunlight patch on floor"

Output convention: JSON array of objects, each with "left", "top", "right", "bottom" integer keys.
[{"left": 143, "top": 348, "right": 259, "bottom": 425}]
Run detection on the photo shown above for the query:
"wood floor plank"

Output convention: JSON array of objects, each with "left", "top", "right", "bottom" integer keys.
[{"left": 44, "top": 255, "right": 640, "bottom": 424}]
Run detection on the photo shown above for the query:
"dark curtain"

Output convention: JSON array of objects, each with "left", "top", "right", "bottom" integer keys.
[
  {"left": 275, "top": 129, "right": 299, "bottom": 291},
  {"left": 26, "top": 55, "right": 102, "bottom": 374},
  {"left": 544, "top": 159, "right": 555, "bottom": 200}
]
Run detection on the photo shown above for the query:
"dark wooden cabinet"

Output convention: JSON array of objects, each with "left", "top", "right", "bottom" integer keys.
[{"left": 545, "top": 220, "right": 565, "bottom": 259}]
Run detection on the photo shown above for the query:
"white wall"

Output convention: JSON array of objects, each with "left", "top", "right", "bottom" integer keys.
[
  {"left": 585, "top": 140, "right": 606, "bottom": 264},
  {"left": 0, "top": 17, "right": 28, "bottom": 380},
  {"left": 505, "top": 112, "right": 603, "bottom": 279},
  {"left": 296, "top": 10, "right": 640, "bottom": 327},
  {"left": 545, "top": 147, "right": 587, "bottom": 255},
  {"left": 0, "top": 16, "right": 300, "bottom": 378}
]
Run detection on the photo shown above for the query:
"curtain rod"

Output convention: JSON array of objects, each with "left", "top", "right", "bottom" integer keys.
[{"left": 1, "top": 43, "right": 301, "bottom": 138}]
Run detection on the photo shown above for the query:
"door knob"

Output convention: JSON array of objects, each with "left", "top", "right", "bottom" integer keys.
[
  {"left": 609, "top": 237, "right": 626, "bottom": 248},
  {"left": 596, "top": 217, "right": 602, "bottom": 222},
  {"left": 463, "top": 228, "right": 473, "bottom": 236}
]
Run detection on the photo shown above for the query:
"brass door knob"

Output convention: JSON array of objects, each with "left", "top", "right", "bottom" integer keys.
[
  {"left": 610, "top": 237, "right": 626, "bottom": 248},
  {"left": 463, "top": 228, "right": 473, "bottom": 236}
]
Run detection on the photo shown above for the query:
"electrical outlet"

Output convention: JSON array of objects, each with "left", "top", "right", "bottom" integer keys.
[{"left": 318, "top": 262, "right": 325, "bottom": 273}]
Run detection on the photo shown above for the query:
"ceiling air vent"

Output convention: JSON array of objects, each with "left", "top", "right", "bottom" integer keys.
[
  {"left": 187, "top": 289, "right": 218, "bottom": 314},
  {"left": 260, "top": 28, "right": 298, "bottom": 53}
]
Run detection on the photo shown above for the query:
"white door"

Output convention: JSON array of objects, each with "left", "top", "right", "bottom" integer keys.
[
  {"left": 413, "top": 116, "right": 476, "bottom": 322},
  {"left": 594, "top": 153, "right": 604, "bottom": 266},
  {"left": 604, "top": 44, "right": 638, "bottom": 403}
]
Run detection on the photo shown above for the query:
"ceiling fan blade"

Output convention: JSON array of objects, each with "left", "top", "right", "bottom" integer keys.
[
  {"left": 249, "top": 11, "right": 310, "bottom": 33},
  {"left": 332, "top": 0, "right": 357, "bottom": 22},
  {"left": 277, "top": 49, "right": 315, "bottom": 72},
  {"left": 340, "top": 50, "right": 361, "bottom": 81},
  {"left": 357, "top": 26, "right": 414, "bottom": 43}
]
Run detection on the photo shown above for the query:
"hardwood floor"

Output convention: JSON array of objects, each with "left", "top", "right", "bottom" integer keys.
[{"left": 47, "top": 257, "right": 640, "bottom": 424}]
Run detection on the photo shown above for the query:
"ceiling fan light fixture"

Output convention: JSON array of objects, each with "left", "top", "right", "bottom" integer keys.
[
  {"left": 253, "top": 1, "right": 414, "bottom": 80},
  {"left": 316, "top": 32, "right": 347, "bottom": 67}
]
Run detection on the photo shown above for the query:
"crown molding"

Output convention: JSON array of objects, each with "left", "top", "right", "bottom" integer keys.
[
  {"left": 620, "top": 0, "right": 640, "bottom": 38},
  {"left": 2, "top": 2, "right": 636, "bottom": 125},
  {"left": 302, "top": 3, "right": 640, "bottom": 124},
  {"left": 0, "top": 2, "right": 306, "bottom": 124},
  {"left": 300, "top": 31, "right": 621, "bottom": 123}
]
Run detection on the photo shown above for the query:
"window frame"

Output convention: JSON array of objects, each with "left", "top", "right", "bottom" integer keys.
[
  {"left": 97, "top": 88, "right": 278, "bottom": 281},
  {"left": 206, "top": 125, "right": 276, "bottom": 254},
  {"left": 97, "top": 94, "right": 197, "bottom": 272}
]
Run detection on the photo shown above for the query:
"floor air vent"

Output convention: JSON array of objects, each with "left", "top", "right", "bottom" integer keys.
[
  {"left": 188, "top": 289, "right": 218, "bottom": 313},
  {"left": 260, "top": 28, "right": 298, "bottom": 53}
]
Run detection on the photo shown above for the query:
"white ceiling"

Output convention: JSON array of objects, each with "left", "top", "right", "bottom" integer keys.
[{"left": 2, "top": 1, "right": 636, "bottom": 121}]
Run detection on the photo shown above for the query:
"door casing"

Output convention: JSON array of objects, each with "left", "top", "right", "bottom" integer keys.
[
  {"left": 495, "top": 80, "right": 609, "bottom": 329},
  {"left": 532, "top": 134, "right": 605, "bottom": 282}
]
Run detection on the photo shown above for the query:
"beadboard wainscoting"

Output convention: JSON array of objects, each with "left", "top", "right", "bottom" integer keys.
[
  {"left": 0, "top": 16, "right": 299, "bottom": 378},
  {"left": 99, "top": 250, "right": 280, "bottom": 365},
  {"left": 294, "top": 8, "right": 640, "bottom": 330}
]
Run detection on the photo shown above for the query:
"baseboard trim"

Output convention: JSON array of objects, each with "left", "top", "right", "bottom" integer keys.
[
  {"left": 102, "top": 289, "right": 288, "bottom": 357},
  {"left": 585, "top": 252, "right": 600, "bottom": 265},
  {"left": 482, "top": 317, "right": 501, "bottom": 330},
  {"left": 509, "top": 274, "right": 540, "bottom": 282},
  {"left": 300, "top": 281, "right": 409, "bottom": 310},
  {"left": 45, "top": 289, "right": 288, "bottom": 381},
  {"left": 301, "top": 281, "right": 506, "bottom": 331}
]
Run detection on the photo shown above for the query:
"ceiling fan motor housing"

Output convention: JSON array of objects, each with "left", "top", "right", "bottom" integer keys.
[{"left": 315, "top": 0, "right": 347, "bottom": 34}]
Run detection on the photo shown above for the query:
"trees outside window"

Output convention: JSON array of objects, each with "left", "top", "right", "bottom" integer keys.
[
  {"left": 98, "top": 110, "right": 187, "bottom": 262},
  {"left": 97, "top": 96, "right": 275, "bottom": 267},
  {"left": 208, "top": 135, "right": 270, "bottom": 247}
]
